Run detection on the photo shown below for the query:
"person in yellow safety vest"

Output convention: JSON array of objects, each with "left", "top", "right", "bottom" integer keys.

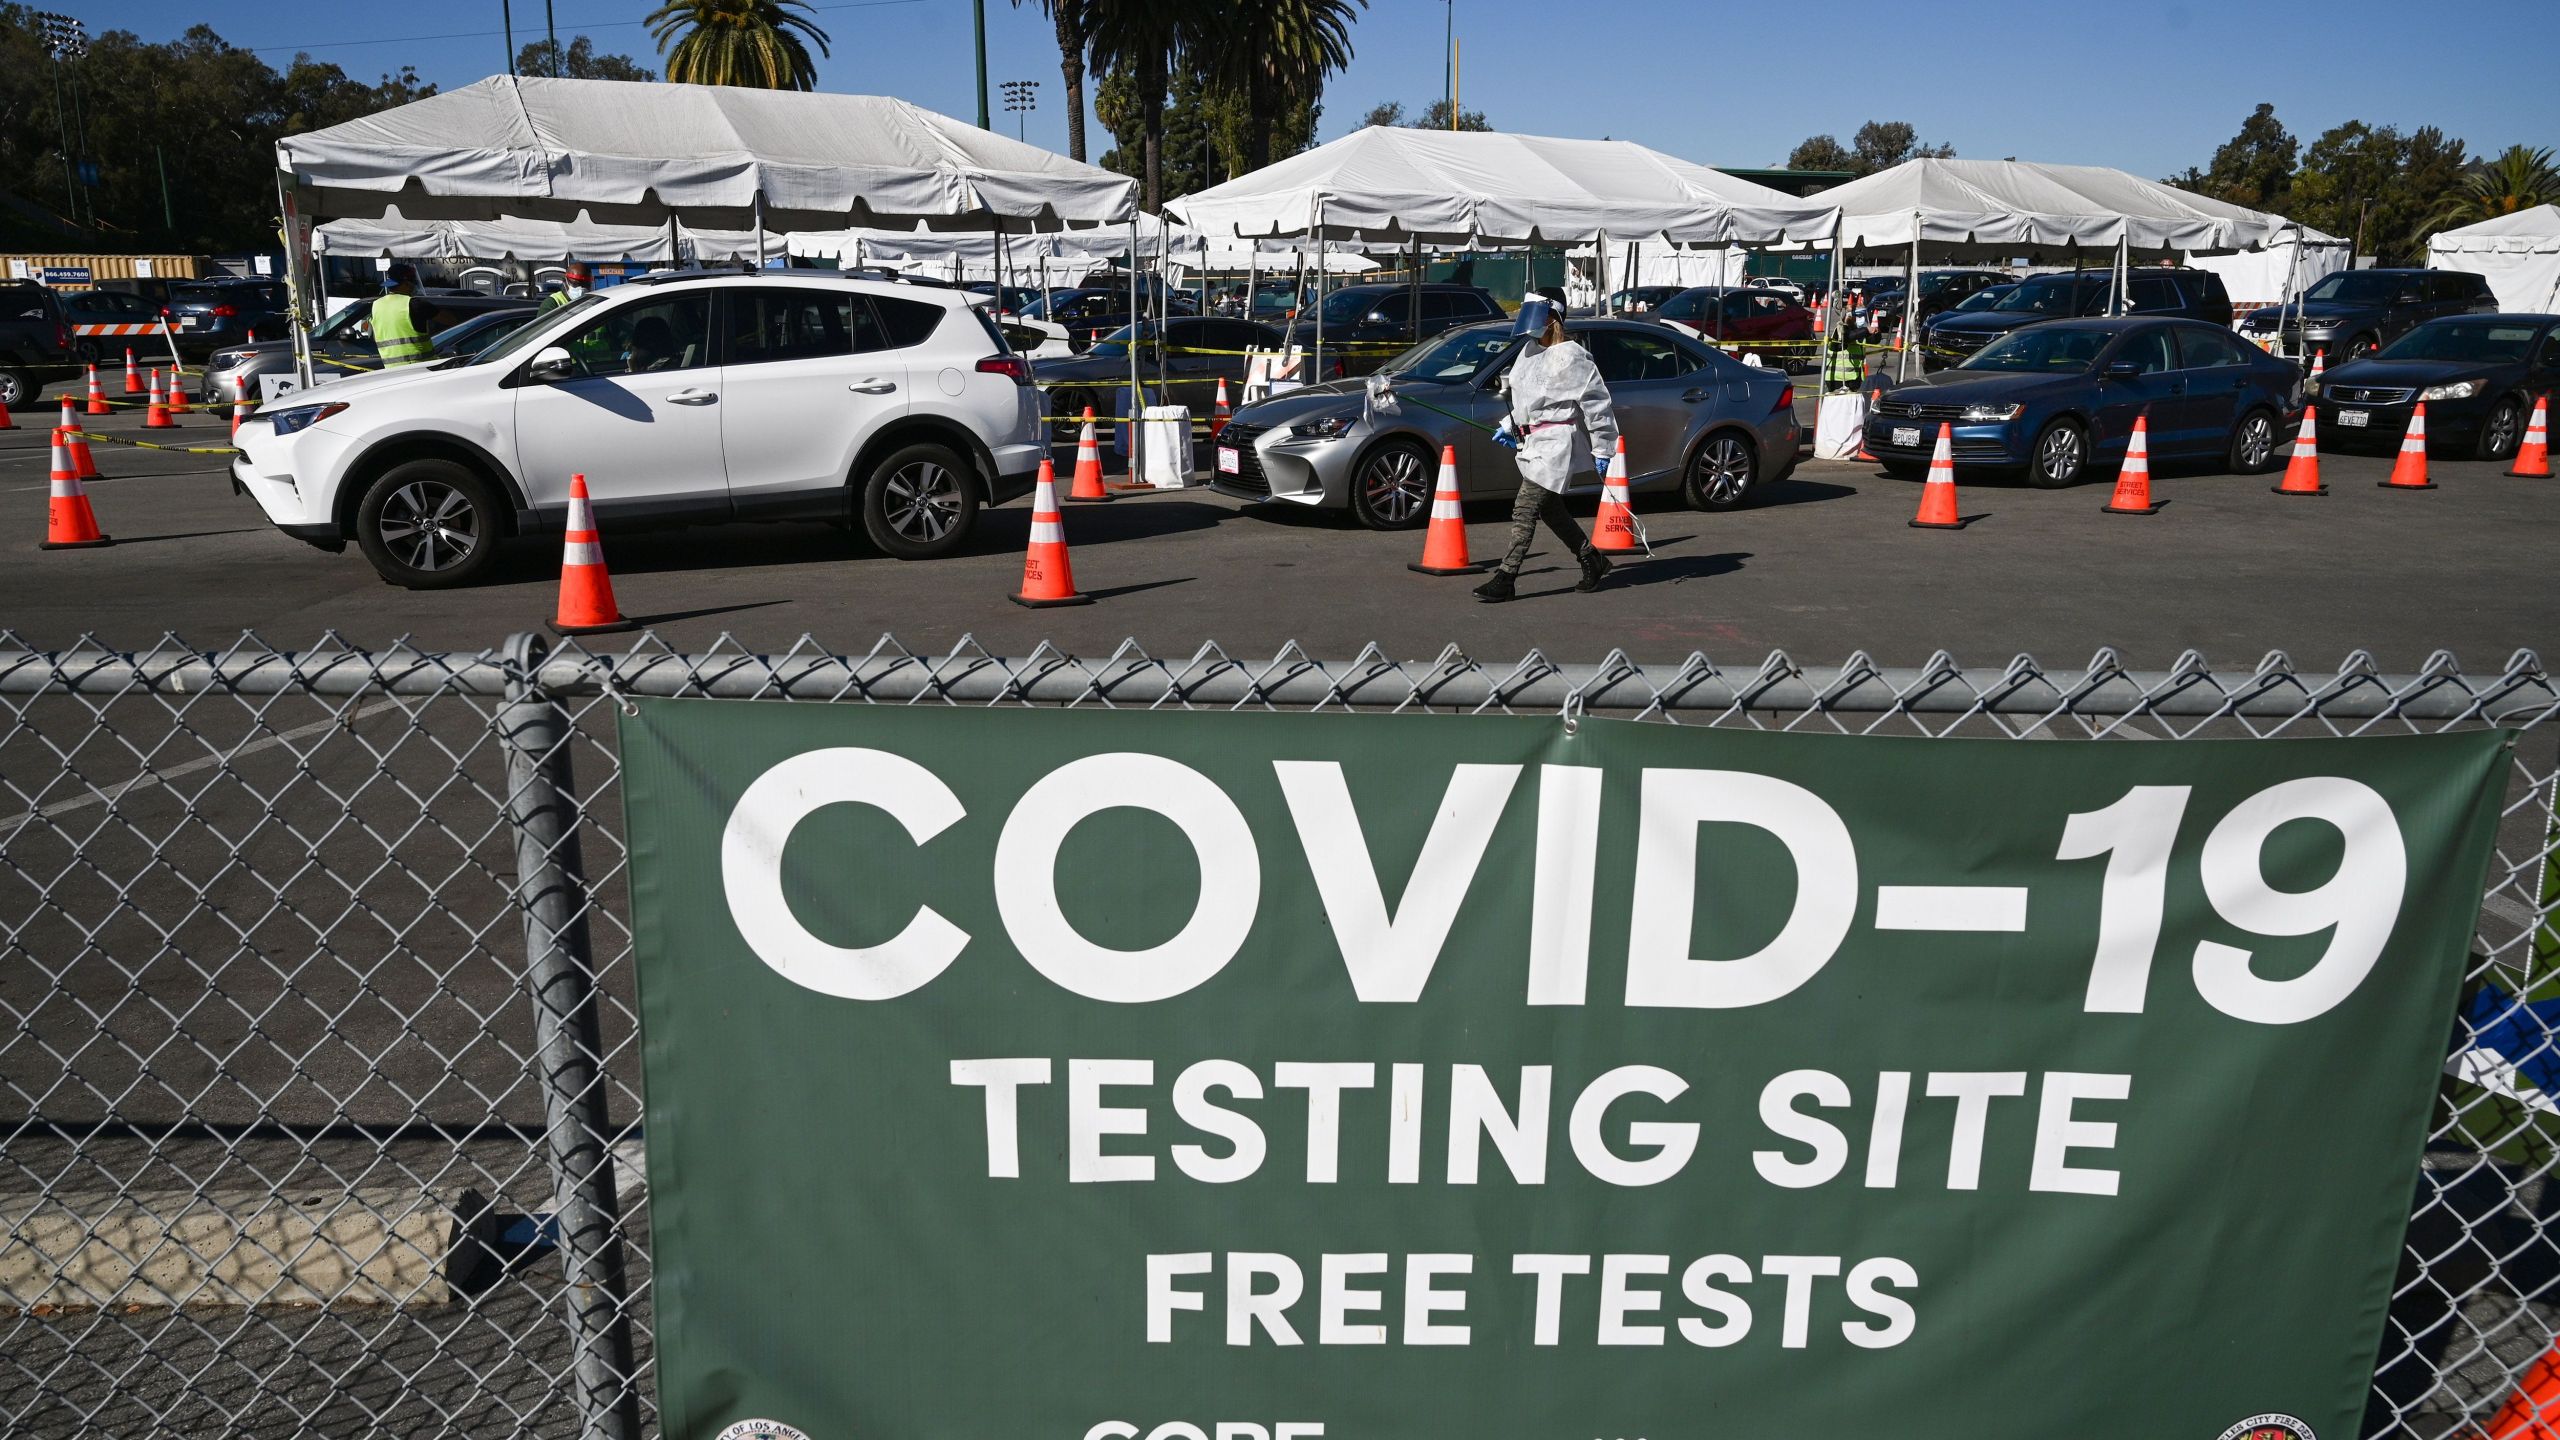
[
  {"left": 542, "top": 263, "right": 590, "bottom": 311},
  {"left": 1825, "top": 312, "right": 1867, "bottom": 394},
  {"left": 369, "top": 264, "right": 443, "bottom": 368}
]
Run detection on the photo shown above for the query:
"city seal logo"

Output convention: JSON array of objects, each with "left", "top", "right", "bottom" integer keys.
[
  {"left": 2217, "top": 1416, "right": 2315, "bottom": 1440},
  {"left": 715, "top": 1423, "right": 812, "bottom": 1440}
]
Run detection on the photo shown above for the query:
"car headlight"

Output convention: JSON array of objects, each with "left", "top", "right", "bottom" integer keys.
[
  {"left": 1958, "top": 403, "right": 2023, "bottom": 422},
  {"left": 2240, "top": 314, "right": 2276, "bottom": 332},
  {"left": 265, "top": 401, "right": 348, "bottom": 437},
  {"left": 1289, "top": 414, "right": 1356, "bottom": 440},
  {"left": 2299, "top": 319, "right": 2340, "bottom": 334},
  {"left": 2420, "top": 380, "right": 2480, "bottom": 401}
]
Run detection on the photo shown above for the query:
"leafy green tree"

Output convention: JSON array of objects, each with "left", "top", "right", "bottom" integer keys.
[
  {"left": 2291, "top": 121, "right": 2468, "bottom": 263},
  {"left": 1851, "top": 120, "right": 1952, "bottom": 173},
  {"left": 1009, "top": 0, "right": 1093, "bottom": 163},
  {"left": 2184, "top": 102, "right": 2296, "bottom": 211},
  {"left": 516, "top": 36, "right": 658, "bottom": 81},
  {"left": 1358, "top": 98, "right": 1486, "bottom": 132},
  {"left": 1785, "top": 134, "right": 1855, "bottom": 172},
  {"left": 2429, "top": 145, "right": 2560, "bottom": 229},
  {"left": 1084, "top": 0, "right": 1187, "bottom": 209},
  {"left": 645, "top": 0, "right": 831, "bottom": 90},
  {"left": 1197, "top": 0, "right": 1361, "bottom": 172}
]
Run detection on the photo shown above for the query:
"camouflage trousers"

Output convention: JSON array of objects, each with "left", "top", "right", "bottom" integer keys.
[{"left": 1498, "top": 479, "right": 1588, "bottom": 576}]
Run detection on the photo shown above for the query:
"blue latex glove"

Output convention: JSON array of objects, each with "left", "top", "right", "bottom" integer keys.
[{"left": 1492, "top": 424, "right": 1521, "bottom": 451}]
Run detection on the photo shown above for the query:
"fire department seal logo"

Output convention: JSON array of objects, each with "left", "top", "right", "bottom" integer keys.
[
  {"left": 2217, "top": 1416, "right": 2315, "bottom": 1440},
  {"left": 715, "top": 1422, "right": 811, "bottom": 1440}
]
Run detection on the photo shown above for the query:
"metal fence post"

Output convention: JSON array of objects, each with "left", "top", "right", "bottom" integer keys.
[{"left": 498, "top": 631, "right": 643, "bottom": 1440}]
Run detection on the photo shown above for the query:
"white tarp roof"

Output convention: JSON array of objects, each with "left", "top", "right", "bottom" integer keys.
[
  {"left": 1166, "top": 126, "right": 1832, "bottom": 246},
  {"left": 788, "top": 222, "right": 1377, "bottom": 276},
  {"left": 315, "top": 212, "right": 779, "bottom": 263},
  {"left": 2428, "top": 206, "right": 2560, "bottom": 312},
  {"left": 276, "top": 75, "right": 1138, "bottom": 231},
  {"left": 2183, "top": 236, "right": 2348, "bottom": 310},
  {"left": 1812, "top": 157, "right": 2332, "bottom": 256}
]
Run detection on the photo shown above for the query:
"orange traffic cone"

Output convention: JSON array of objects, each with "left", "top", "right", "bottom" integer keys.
[
  {"left": 167, "top": 368, "right": 190, "bottom": 414},
  {"left": 231, "top": 395, "right": 252, "bottom": 440},
  {"left": 2479, "top": 1337, "right": 2560, "bottom": 1439},
  {"left": 2381, "top": 401, "right": 2435, "bottom": 490},
  {"left": 1211, "top": 377, "right": 1231, "bottom": 440},
  {"left": 1591, "top": 436, "right": 1639, "bottom": 552},
  {"left": 2507, "top": 394, "right": 2551, "bottom": 478},
  {"left": 1009, "top": 458, "right": 1091, "bottom": 607},
  {"left": 86, "top": 365, "right": 109, "bottom": 416},
  {"left": 42, "top": 429, "right": 112, "bottom": 549},
  {"left": 2309, "top": 348, "right": 2325, "bottom": 385},
  {"left": 1067, "top": 405, "right": 1112, "bottom": 503},
  {"left": 2102, "top": 412, "right": 2162, "bottom": 515},
  {"left": 1909, "top": 423, "right": 1963, "bottom": 529},
  {"left": 0, "top": 394, "right": 14, "bottom": 430},
  {"left": 58, "top": 397, "right": 102, "bottom": 481},
  {"left": 549, "top": 475, "right": 634, "bottom": 635},
  {"left": 2274, "top": 407, "right": 2326, "bottom": 496},
  {"left": 123, "top": 348, "right": 142, "bottom": 395},
  {"left": 144, "top": 370, "right": 175, "bottom": 429},
  {"left": 1408, "top": 445, "right": 1488, "bottom": 575}
]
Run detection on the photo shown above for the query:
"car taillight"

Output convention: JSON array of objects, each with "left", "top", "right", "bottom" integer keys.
[
  {"left": 159, "top": 306, "right": 173, "bottom": 319},
  {"left": 975, "top": 354, "right": 1030, "bottom": 384},
  {"left": 56, "top": 323, "right": 70, "bottom": 350},
  {"left": 1773, "top": 383, "right": 1795, "bottom": 413},
  {"left": 211, "top": 304, "right": 239, "bottom": 319}
]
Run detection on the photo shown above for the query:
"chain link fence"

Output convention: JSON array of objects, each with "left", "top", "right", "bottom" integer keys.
[{"left": 2, "top": 633, "right": 2556, "bottom": 1438}]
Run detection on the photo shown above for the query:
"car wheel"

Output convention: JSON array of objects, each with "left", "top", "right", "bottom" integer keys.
[
  {"left": 2226, "top": 408, "right": 2281, "bottom": 474},
  {"left": 354, "top": 459, "right": 505, "bottom": 590},
  {"left": 1347, "top": 439, "right": 1434, "bottom": 531},
  {"left": 0, "top": 368, "right": 32, "bottom": 409},
  {"left": 1682, "top": 431, "right": 1759, "bottom": 511},
  {"left": 2476, "top": 396, "right": 2525, "bottom": 461},
  {"left": 1050, "top": 386, "right": 1098, "bottom": 430},
  {"left": 861, "top": 441, "right": 980, "bottom": 560},
  {"left": 2344, "top": 333, "right": 2380, "bottom": 361},
  {"left": 2028, "top": 419, "right": 2088, "bottom": 488}
]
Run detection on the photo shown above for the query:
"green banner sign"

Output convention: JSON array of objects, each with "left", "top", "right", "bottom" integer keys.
[{"left": 621, "top": 703, "right": 2510, "bottom": 1440}]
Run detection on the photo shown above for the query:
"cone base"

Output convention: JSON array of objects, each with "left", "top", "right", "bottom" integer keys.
[
  {"left": 40, "top": 535, "right": 113, "bottom": 550},
  {"left": 1590, "top": 537, "right": 1637, "bottom": 553},
  {"left": 2378, "top": 479, "right": 2437, "bottom": 490},
  {"left": 548, "top": 617, "right": 637, "bottom": 635},
  {"left": 2504, "top": 465, "right": 2550, "bottom": 479},
  {"left": 86, "top": 406, "right": 110, "bottom": 417},
  {"left": 2271, "top": 483, "right": 2329, "bottom": 496},
  {"left": 2101, "top": 502, "right": 2163, "bottom": 515},
  {"left": 1064, "top": 491, "right": 1114, "bottom": 503},
  {"left": 1408, "top": 560, "right": 1492, "bottom": 576},
  {"left": 1908, "top": 519, "right": 1964, "bottom": 529},
  {"left": 1009, "top": 591, "right": 1094, "bottom": 608}
]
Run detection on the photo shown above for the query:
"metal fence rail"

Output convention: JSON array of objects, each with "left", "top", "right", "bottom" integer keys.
[{"left": 1, "top": 632, "right": 2555, "bottom": 1438}]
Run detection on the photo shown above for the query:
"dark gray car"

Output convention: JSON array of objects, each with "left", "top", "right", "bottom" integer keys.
[
  {"left": 2237, "top": 268, "right": 2497, "bottom": 362},
  {"left": 1030, "top": 314, "right": 1283, "bottom": 426},
  {"left": 1210, "top": 318, "right": 1800, "bottom": 530}
]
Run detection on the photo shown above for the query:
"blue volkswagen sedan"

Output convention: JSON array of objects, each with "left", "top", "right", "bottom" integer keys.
[{"left": 1863, "top": 317, "right": 2301, "bottom": 487}]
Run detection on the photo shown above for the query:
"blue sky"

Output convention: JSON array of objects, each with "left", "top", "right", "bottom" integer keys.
[{"left": 119, "top": 0, "right": 2554, "bottom": 178}]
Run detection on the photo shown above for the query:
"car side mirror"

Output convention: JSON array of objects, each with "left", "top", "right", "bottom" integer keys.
[
  {"left": 524, "top": 345, "right": 577, "bottom": 384},
  {"left": 1364, "top": 311, "right": 1390, "bottom": 327},
  {"left": 2395, "top": 290, "right": 2421, "bottom": 305},
  {"left": 2103, "top": 359, "right": 2142, "bottom": 378}
]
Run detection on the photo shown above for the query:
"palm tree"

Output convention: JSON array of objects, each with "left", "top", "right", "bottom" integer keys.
[
  {"left": 645, "top": 0, "right": 832, "bottom": 90},
  {"left": 1082, "top": 0, "right": 1187, "bottom": 209},
  {"left": 2425, "top": 145, "right": 2560, "bottom": 234},
  {"left": 1010, "top": 0, "right": 1093, "bottom": 163},
  {"left": 1202, "top": 0, "right": 1364, "bottom": 174}
]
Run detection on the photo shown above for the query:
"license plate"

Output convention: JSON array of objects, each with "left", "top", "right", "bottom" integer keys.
[
  {"left": 179, "top": 316, "right": 198, "bottom": 329},
  {"left": 1216, "top": 445, "right": 1240, "bottom": 474},
  {"left": 2337, "top": 408, "right": 2369, "bottom": 427},
  {"left": 1892, "top": 426, "right": 1922, "bottom": 448}
]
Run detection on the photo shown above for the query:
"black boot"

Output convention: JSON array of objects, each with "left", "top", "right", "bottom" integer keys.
[
  {"left": 1576, "top": 547, "right": 1614, "bottom": 592},
  {"left": 1472, "top": 570, "right": 1516, "bottom": 603}
]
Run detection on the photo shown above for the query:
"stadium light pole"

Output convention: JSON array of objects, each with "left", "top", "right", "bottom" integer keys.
[
  {"left": 974, "top": 0, "right": 990, "bottom": 128},
  {"left": 1002, "top": 79, "right": 1039, "bottom": 143}
]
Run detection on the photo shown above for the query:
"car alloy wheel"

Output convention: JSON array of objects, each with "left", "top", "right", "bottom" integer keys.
[
  {"left": 1686, "top": 433, "right": 1757, "bottom": 510},
  {"left": 2031, "top": 421, "right": 2085, "bottom": 488},
  {"left": 2346, "top": 334, "right": 2379, "bottom": 360},
  {"left": 377, "top": 479, "right": 482, "bottom": 574},
  {"left": 2233, "top": 411, "right": 2277, "bottom": 472},
  {"left": 1351, "top": 441, "right": 1432, "bottom": 530},
  {"left": 2481, "top": 399, "right": 2522, "bottom": 460},
  {"left": 881, "top": 457, "right": 964, "bottom": 544}
]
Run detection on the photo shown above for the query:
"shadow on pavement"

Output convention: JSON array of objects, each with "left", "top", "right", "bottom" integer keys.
[
  {"left": 1083, "top": 577, "right": 1195, "bottom": 601},
  {"left": 624, "top": 600, "right": 792, "bottom": 625},
  {"left": 1753, "top": 478, "right": 1861, "bottom": 508}
]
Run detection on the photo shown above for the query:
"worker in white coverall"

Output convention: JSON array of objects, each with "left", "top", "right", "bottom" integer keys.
[{"left": 1476, "top": 296, "right": 1621, "bottom": 602}]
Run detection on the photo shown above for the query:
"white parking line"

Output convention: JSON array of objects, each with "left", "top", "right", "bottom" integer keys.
[{"left": 3, "top": 698, "right": 410, "bottom": 835}]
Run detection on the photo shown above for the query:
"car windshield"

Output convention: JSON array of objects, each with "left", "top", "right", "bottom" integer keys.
[
  {"left": 1378, "top": 326, "right": 1516, "bottom": 382},
  {"left": 1960, "top": 326, "right": 2121, "bottom": 372},
  {"left": 316, "top": 301, "right": 374, "bottom": 340},
  {"left": 1990, "top": 278, "right": 2094, "bottom": 315},
  {"left": 468, "top": 293, "right": 605, "bottom": 367},
  {"left": 2380, "top": 319, "right": 2544, "bottom": 363},
  {"left": 434, "top": 312, "right": 529, "bottom": 357},
  {"left": 2304, "top": 272, "right": 2406, "bottom": 306},
  {"left": 1955, "top": 286, "right": 2011, "bottom": 312},
  {"left": 1656, "top": 290, "right": 1721, "bottom": 324}
]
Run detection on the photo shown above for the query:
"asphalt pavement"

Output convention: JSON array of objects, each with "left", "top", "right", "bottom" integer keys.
[{"left": 4, "top": 379, "right": 2554, "bottom": 672}]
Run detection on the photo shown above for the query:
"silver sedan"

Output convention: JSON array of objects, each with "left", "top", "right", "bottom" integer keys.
[{"left": 1207, "top": 318, "right": 1800, "bottom": 529}]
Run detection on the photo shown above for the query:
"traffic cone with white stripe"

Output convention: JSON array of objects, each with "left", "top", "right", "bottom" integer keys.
[
  {"left": 1408, "top": 445, "right": 1488, "bottom": 575},
  {"left": 42, "top": 428, "right": 111, "bottom": 550},
  {"left": 0, "top": 392, "right": 14, "bottom": 430},
  {"left": 2101, "top": 411, "right": 2162, "bottom": 515},
  {"left": 2274, "top": 406, "right": 2326, "bottom": 496},
  {"left": 2506, "top": 393, "right": 2551, "bottom": 478},
  {"left": 1211, "top": 377, "right": 1232, "bottom": 440},
  {"left": 547, "top": 475, "right": 634, "bottom": 635},
  {"left": 231, "top": 395, "right": 252, "bottom": 440},
  {"left": 167, "top": 367, "right": 190, "bottom": 414},
  {"left": 86, "top": 365, "right": 109, "bottom": 416},
  {"left": 2309, "top": 348, "right": 2326, "bottom": 385},
  {"left": 123, "top": 348, "right": 142, "bottom": 395},
  {"left": 1591, "top": 436, "right": 1639, "bottom": 552},
  {"left": 1909, "top": 423, "right": 1963, "bottom": 529},
  {"left": 144, "top": 370, "right": 175, "bottom": 428},
  {"left": 2381, "top": 401, "right": 2436, "bottom": 490},
  {"left": 58, "top": 397, "right": 102, "bottom": 480},
  {"left": 1067, "top": 405, "right": 1112, "bottom": 502},
  {"left": 1009, "top": 458, "right": 1091, "bottom": 607}
]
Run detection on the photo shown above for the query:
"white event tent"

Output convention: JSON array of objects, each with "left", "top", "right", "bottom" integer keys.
[
  {"left": 271, "top": 75, "right": 1138, "bottom": 379},
  {"left": 2428, "top": 206, "right": 2560, "bottom": 312},
  {"left": 314, "top": 213, "right": 781, "bottom": 264}
]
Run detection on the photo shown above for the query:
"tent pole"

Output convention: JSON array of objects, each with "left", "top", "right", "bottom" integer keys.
[
  {"left": 1595, "top": 228, "right": 1610, "bottom": 317},
  {"left": 1407, "top": 235, "right": 1421, "bottom": 350},
  {"left": 1128, "top": 215, "right": 1140, "bottom": 477},
  {"left": 274, "top": 169, "right": 315, "bottom": 388},
  {"left": 1827, "top": 227, "right": 1844, "bottom": 391},
  {"left": 1313, "top": 199, "right": 1327, "bottom": 383},
  {"left": 1903, "top": 215, "right": 1918, "bottom": 382},
  {"left": 752, "top": 196, "right": 766, "bottom": 270}
]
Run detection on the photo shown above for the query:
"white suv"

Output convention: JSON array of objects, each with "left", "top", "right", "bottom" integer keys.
[{"left": 230, "top": 271, "right": 1045, "bottom": 587}]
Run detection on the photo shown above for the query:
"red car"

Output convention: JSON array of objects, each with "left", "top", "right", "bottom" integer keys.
[{"left": 1652, "top": 286, "right": 1816, "bottom": 371}]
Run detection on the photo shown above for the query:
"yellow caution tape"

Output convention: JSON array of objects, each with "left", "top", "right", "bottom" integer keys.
[{"left": 67, "top": 428, "right": 242, "bottom": 457}]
